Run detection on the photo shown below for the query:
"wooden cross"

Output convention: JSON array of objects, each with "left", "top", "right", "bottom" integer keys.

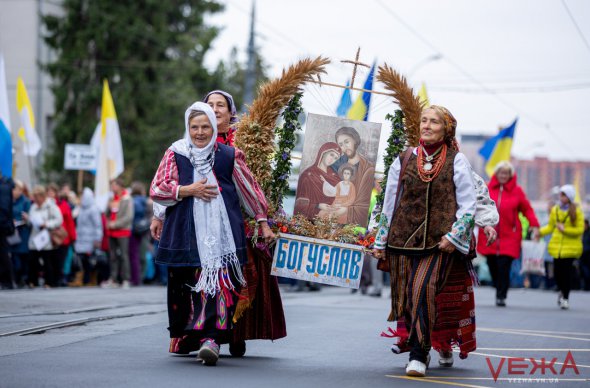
[{"left": 340, "top": 47, "right": 370, "bottom": 90}]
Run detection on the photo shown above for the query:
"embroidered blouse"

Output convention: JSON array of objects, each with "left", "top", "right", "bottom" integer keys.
[
  {"left": 374, "top": 149, "right": 476, "bottom": 254},
  {"left": 151, "top": 146, "right": 268, "bottom": 222},
  {"left": 472, "top": 171, "right": 499, "bottom": 228}
]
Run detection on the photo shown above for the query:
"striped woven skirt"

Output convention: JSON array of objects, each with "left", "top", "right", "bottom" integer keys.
[{"left": 382, "top": 250, "right": 477, "bottom": 359}]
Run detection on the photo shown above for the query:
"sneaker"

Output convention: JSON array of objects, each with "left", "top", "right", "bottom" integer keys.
[
  {"left": 405, "top": 354, "right": 430, "bottom": 369},
  {"left": 406, "top": 360, "right": 427, "bottom": 377},
  {"left": 496, "top": 298, "right": 506, "bottom": 307},
  {"left": 438, "top": 350, "right": 454, "bottom": 367},
  {"left": 121, "top": 280, "right": 130, "bottom": 289},
  {"left": 100, "top": 279, "right": 119, "bottom": 289},
  {"left": 198, "top": 339, "right": 219, "bottom": 366},
  {"left": 560, "top": 299, "right": 569, "bottom": 310},
  {"left": 229, "top": 340, "right": 246, "bottom": 357},
  {"left": 558, "top": 292, "right": 564, "bottom": 306}
]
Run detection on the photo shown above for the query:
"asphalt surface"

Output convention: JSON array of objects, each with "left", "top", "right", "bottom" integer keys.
[{"left": 0, "top": 284, "right": 588, "bottom": 388}]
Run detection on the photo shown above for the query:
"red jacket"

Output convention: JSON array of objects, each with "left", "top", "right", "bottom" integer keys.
[
  {"left": 477, "top": 173, "right": 539, "bottom": 259},
  {"left": 56, "top": 199, "right": 77, "bottom": 246}
]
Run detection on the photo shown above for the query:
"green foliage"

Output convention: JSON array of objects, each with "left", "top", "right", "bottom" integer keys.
[
  {"left": 376, "top": 110, "right": 407, "bottom": 207},
  {"left": 268, "top": 93, "right": 302, "bottom": 213},
  {"left": 210, "top": 47, "right": 269, "bottom": 111},
  {"left": 42, "top": 1, "right": 267, "bottom": 184}
]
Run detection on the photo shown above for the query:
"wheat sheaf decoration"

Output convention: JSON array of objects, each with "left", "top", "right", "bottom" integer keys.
[
  {"left": 376, "top": 64, "right": 424, "bottom": 147},
  {"left": 235, "top": 56, "right": 330, "bottom": 195}
]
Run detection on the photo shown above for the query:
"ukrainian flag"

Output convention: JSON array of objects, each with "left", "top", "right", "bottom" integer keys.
[
  {"left": 479, "top": 118, "right": 517, "bottom": 177},
  {"left": 336, "top": 80, "right": 352, "bottom": 117},
  {"left": 346, "top": 63, "right": 375, "bottom": 121},
  {"left": 0, "top": 53, "right": 11, "bottom": 177}
]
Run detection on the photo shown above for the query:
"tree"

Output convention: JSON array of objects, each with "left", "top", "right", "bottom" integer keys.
[
  {"left": 43, "top": 0, "right": 227, "bottom": 184},
  {"left": 210, "top": 46, "right": 269, "bottom": 112}
]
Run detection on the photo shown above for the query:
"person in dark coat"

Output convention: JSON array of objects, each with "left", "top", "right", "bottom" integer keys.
[{"left": 0, "top": 175, "right": 15, "bottom": 289}]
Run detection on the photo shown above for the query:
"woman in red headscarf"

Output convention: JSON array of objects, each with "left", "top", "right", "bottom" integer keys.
[{"left": 294, "top": 142, "right": 341, "bottom": 220}]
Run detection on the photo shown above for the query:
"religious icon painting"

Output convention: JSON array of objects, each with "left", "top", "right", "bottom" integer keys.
[{"left": 293, "top": 113, "right": 381, "bottom": 228}]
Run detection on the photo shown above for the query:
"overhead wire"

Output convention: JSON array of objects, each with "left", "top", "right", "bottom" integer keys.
[
  {"left": 373, "top": 0, "right": 576, "bottom": 155},
  {"left": 561, "top": 0, "right": 590, "bottom": 59},
  {"left": 430, "top": 82, "right": 590, "bottom": 93}
]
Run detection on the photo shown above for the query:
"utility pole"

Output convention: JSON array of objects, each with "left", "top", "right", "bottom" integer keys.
[
  {"left": 243, "top": 0, "right": 256, "bottom": 110},
  {"left": 30, "top": 0, "right": 45, "bottom": 185}
]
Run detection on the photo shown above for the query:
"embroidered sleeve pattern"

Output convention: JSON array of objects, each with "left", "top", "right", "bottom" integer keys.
[
  {"left": 472, "top": 171, "right": 499, "bottom": 227},
  {"left": 232, "top": 148, "right": 268, "bottom": 222},
  {"left": 374, "top": 156, "right": 401, "bottom": 249},
  {"left": 446, "top": 153, "right": 476, "bottom": 254},
  {"left": 150, "top": 149, "right": 181, "bottom": 206},
  {"left": 446, "top": 212, "right": 475, "bottom": 254}
]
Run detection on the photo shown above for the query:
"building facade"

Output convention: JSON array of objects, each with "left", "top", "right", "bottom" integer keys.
[{"left": 0, "top": 0, "right": 62, "bottom": 185}]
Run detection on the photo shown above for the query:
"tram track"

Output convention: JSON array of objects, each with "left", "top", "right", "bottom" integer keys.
[{"left": 0, "top": 303, "right": 166, "bottom": 338}]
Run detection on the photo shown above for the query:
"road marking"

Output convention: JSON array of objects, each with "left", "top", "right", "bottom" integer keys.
[
  {"left": 387, "top": 375, "right": 590, "bottom": 387},
  {"left": 386, "top": 375, "right": 491, "bottom": 388},
  {"left": 479, "top": 328, "right": 590, "bottom": 342},
  {"left": 468, "top": 351, "right": 590, "bottom": 369},
  {"left": 480, "top": 327, "right": 590, "bottom": 336},
  {"left": 477, "top": 348, "right": 590, "bottom": 352}
]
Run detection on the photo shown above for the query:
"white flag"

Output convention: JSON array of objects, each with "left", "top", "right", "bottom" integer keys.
[{"left": 91, "top": 79, "right": 124, "bottom": 212}]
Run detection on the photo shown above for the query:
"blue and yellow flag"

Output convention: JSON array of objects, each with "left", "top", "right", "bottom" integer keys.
[
  {"left": 336, "top": 80, "right": 352, "bottom": 117},
  {"left": 347, "top": 63, "right": 375, "bottom": 121},
  {"left": 0, "top": 53, "right": 11, "bottom": 177},
  {"left": 479, "top": 118, "right": 517, "bottom": 177}
]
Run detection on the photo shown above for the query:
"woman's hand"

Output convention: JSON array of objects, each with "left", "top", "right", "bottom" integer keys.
[
  {"left": 318, "top": 203, "right": 330, "bottom": 211},
  {"left": 438, "top": 236, "right": 456, "bottom": 253},
  {"left": 180, "top": 179, "right": 219, "bottom": 201},
  {"left": 150, "top": 218, "right": 163, "bottom": 241},
  {"left": 320, "top": 176, "right": 326, "bottom": 183},
  {"left": 259, "top": 221, "right": 275, "bottom": 244},
  {"left": 529, "top": 226, "right": 540, "bottom": 241},
  {"left": 556, "top": 223, "right": 565, "bottom": 233},
  {"left": 372, "top": 248, "right": 385, "bottom": 260},
  {"left": 483, "top": 226, "right": 497, "bottom": 246}
]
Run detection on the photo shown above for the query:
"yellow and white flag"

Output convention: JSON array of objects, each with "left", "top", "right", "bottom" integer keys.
[
  {"left": 418, "top": 82, "right": 430, "bottom": 106},
  {"left": 91, "top": 79, "right": 124, "bottom": 212},
  {"left": 16, "top": 77, "right": 42, "bottom": 156}
]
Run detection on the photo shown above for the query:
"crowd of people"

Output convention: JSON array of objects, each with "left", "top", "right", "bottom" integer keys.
[
  {"left": 0, "top": 91, "right": 589, "bottom": 378},
  {"left": 0, "top": 178, "right": 161, "bottom": 290}
]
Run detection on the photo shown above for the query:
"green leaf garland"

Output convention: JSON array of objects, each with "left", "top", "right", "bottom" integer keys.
[
  {"left": 376, "top": 109, "right": 407, "bottom": 207},
  {"left": 268, "top": 93, "right": 302, "bottom": 214}
]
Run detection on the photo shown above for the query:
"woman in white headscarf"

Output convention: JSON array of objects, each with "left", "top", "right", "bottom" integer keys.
[
  {"left": 150, "top": 102, "right": 272, "bottom": 366},
  {"left": 74, "top": 188, "right": 103, "bottom": 285}
]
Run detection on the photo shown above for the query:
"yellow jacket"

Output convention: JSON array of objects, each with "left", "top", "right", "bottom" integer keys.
[{"left": 540, "top": 205, "right": 585, "bottom": 259}]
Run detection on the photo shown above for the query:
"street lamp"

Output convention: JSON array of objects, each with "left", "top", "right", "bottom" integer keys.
[{"left": 408, "top": 53, "right": 442, "bottom": 78}]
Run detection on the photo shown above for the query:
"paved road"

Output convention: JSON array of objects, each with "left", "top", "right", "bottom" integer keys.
[{"left": 0, "top": 285, "right": 588, "bottom": 388}]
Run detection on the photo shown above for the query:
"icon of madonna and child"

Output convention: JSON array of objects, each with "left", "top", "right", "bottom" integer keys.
[{"left": 294, "top": 114, "right": 381, "bottom": 228}]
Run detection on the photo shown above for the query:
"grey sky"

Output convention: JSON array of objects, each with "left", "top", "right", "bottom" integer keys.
[{"left": 205, "top": 0, "right": 590, "bottom": 162}]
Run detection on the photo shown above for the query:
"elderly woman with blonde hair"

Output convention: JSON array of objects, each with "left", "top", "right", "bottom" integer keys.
[{"left": 477, "top": 160, "right": 539, "bottom": 307}]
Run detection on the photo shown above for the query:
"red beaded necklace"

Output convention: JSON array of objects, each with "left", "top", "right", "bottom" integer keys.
[{"left": 416, "top": 143, "right": 447, "bottom": 182}]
